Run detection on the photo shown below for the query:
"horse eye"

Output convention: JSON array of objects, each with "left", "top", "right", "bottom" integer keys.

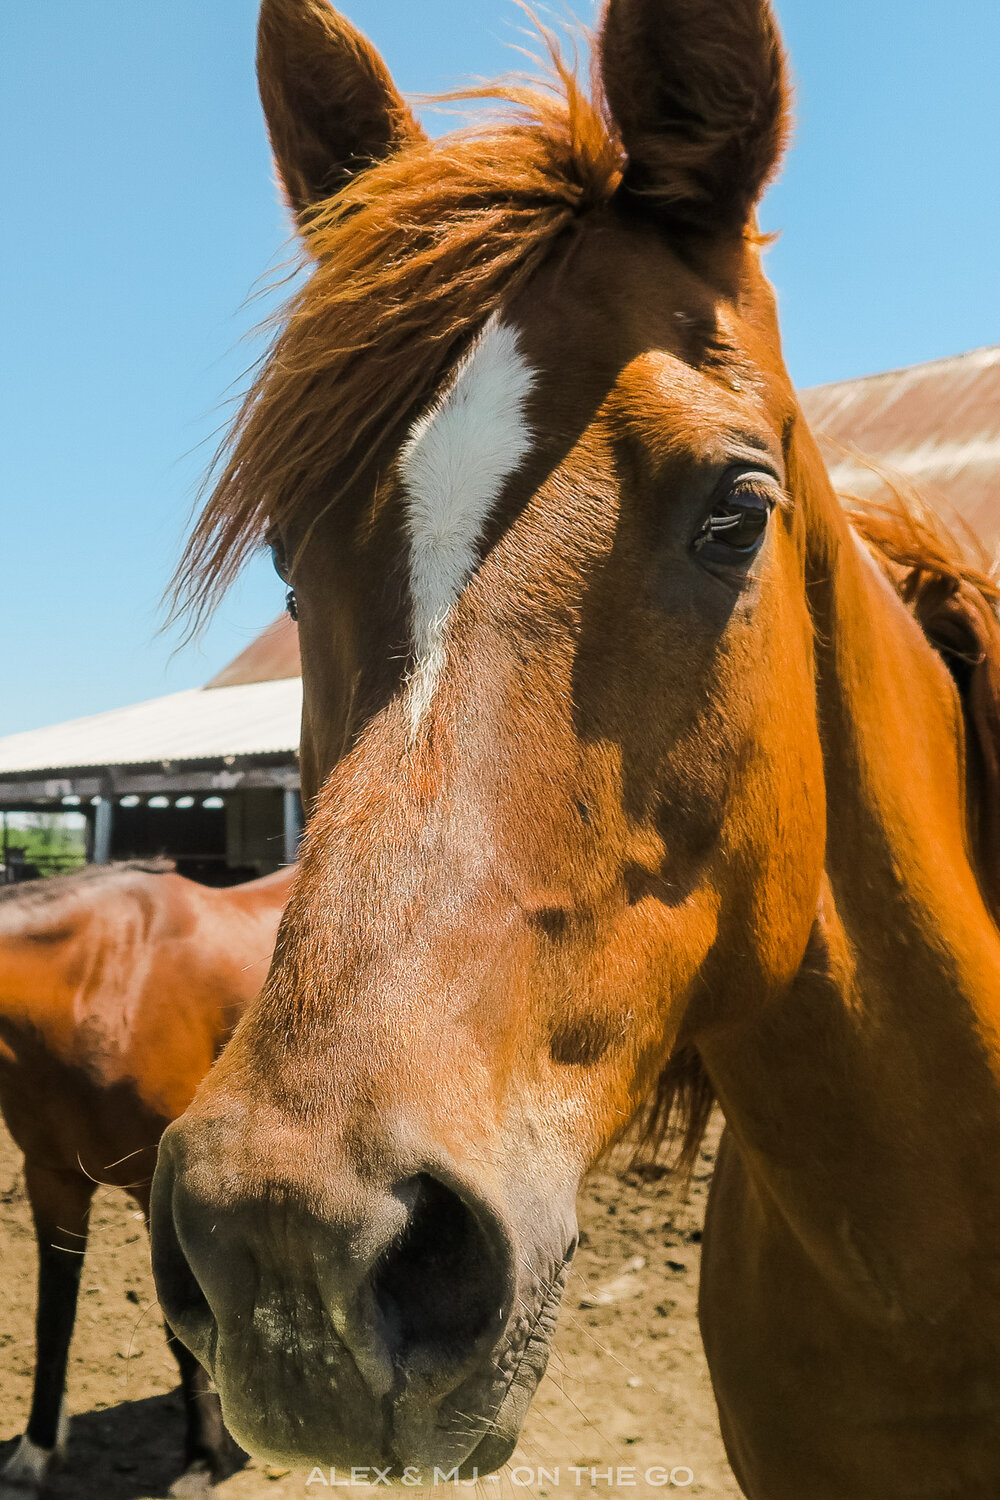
[
  {"left": 268, "top": 537, "right": 289, "bottom": 581},
  {"left": 267, "top": 537, "right": 298, "bottom": 619},
  {"left": 693, "top": 471, "right": 778, "bottom": 561}
]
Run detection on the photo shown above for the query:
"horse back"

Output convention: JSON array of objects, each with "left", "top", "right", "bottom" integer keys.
[{"left": 0, "top": 865, "right": 289, "bottom": 1188}]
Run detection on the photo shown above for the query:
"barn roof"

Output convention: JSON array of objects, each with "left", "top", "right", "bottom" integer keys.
[
  {"left": 0, "top": 678, "right": 302, "bottom": 775},
  {"left": 205, "top": 613, "right": 301, "bottom": 687},
  {"left": 800, "top": 343, "right": 1000, "bottom": 556}
]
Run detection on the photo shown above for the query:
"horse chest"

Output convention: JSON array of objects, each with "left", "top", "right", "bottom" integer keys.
[{"left": 700, "top": 1133, "right": 1000, "bottom": 1499}]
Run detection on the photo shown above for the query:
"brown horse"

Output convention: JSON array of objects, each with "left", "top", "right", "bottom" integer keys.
[
  {"left": 151, "top": 1, "right": 1000, "bottom": 1494},
  {"left": 0, "top": 860, "right": 294, "bottom": 1498}
]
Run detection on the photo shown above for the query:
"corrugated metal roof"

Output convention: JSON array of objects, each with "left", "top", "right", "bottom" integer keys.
[
  {"left": 800, "top": 344, "right": 1000, "bottom": 555},
  {"left": 0, "top": 678, "right": 302, "bottom": 774},
  {"left": 205, "top": 614, "right": 301, "bottom": 689}
]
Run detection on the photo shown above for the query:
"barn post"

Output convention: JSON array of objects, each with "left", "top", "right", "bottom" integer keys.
[
  {"left": 92, "top": 796, "right": 114, "bottom": 865},
  {"left": 283, "top": 787, "right": 303, "bottom": 866}
]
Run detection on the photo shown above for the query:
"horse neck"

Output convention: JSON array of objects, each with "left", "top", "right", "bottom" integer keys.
[{"left": 700, "top": 454, "right": 1000, "bottom": 1305}]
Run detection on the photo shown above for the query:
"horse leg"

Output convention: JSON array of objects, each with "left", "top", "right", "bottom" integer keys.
[
  {"left": 0, "top": 1164, "right": 93, "bottom": 1500},
  {"left": 129, "top": 1185, "right": 240, "bottom": 1496},
  {"left": 164, "top": 1332, "right": 242, "bottom": 1497}
]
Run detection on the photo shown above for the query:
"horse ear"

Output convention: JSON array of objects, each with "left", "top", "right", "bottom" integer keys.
[
  {"left": 257, "top": 0, "right": 426, "bottom": 224},
  {"left": 599, "top": 0, "right": 790, "bottom": 235}
]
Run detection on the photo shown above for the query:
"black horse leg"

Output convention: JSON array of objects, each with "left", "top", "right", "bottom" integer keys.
[
  {"left": 0, "top": 1163, "right": 93, "bottom": 1498},
  {"left": 165, "top": 1332, "right": 242, "bottom": 1497},
  {"left": 133, "top": 1185, "right": 241, "bottom": 1496}
]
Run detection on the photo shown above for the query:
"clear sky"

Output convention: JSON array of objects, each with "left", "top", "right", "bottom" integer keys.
[{"left": 3, "top": 1, "right": 999, "bottom": 736}]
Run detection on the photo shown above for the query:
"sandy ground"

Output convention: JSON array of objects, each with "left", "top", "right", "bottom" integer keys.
[{"left": 0, "top": 1117, "right": 742, "bottom": 1500}]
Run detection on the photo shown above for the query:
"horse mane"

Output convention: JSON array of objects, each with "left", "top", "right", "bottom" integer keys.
[
  {"left": 170, "top": 36, "right": 624, "bottom": 636},
  {"left": 849, "top": 489, "right": 1000, "bottom": 916},
  {"left": 631, "top": 1044, "right": 717, "bottom": 1183},
  {"left": 0, "top": 858, "right": 175, "bottom": 912}
]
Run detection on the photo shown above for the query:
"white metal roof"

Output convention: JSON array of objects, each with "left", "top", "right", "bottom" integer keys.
[{"left": 0, "top": 679, "right": 302, "bottom": 774}]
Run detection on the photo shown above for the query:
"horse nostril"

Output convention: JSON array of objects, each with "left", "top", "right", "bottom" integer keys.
[{"left": 371, "top": 1174, "right": 506, "bottom": 1372}]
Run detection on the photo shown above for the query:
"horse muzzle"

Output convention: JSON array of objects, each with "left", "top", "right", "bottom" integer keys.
[{"left": 150, "top": 1114, "right": 575, "bottom": 1473}]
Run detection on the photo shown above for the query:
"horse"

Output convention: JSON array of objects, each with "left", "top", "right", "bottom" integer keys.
[
  {"left": 149, "top": 0, "right": 1000, "bottom": 1494},
  {"left": 0, "top": 860, "right": 295, "bottom": 1498}
]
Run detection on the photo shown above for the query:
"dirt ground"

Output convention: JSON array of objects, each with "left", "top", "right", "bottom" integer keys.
[{"left": 0, "top": 1116, "right": 742, "bottom": 1500}]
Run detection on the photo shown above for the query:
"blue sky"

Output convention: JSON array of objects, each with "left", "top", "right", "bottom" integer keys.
[{"left": 3, "top": 1, "right": 999, "bottom": 735}]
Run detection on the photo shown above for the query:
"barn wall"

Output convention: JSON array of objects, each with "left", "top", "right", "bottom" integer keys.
[{"left": 226, "top": 789, "right": 287, "bottom": 874}]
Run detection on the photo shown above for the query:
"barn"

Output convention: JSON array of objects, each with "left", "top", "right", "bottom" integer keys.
[
  {"left": 0, "top": 342, "right": 997, "bottom": 884},
  {"left": 0, "top": 617, "right": 302, "bottom": 884}
]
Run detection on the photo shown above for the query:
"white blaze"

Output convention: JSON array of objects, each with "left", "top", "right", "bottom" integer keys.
[{"left": 399, "top": 317, "right": 535, "bottom": 731}]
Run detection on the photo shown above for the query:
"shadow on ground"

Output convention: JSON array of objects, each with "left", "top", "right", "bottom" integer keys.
[{"left": 0, "top": 1390, "right": 245, "bottom": 1500}]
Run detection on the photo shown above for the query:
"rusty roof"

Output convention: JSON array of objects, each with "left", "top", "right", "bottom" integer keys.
[
  {"left": 799, "top": 344, "right": 1000, "bottom": 558},
  {"left": 205, "top": 612, "right": 301, "bottom": 689}
]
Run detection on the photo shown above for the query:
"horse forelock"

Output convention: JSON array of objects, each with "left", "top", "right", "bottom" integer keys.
[{"left": 170, "top": 44, "right": 626, "bottom": 637}]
